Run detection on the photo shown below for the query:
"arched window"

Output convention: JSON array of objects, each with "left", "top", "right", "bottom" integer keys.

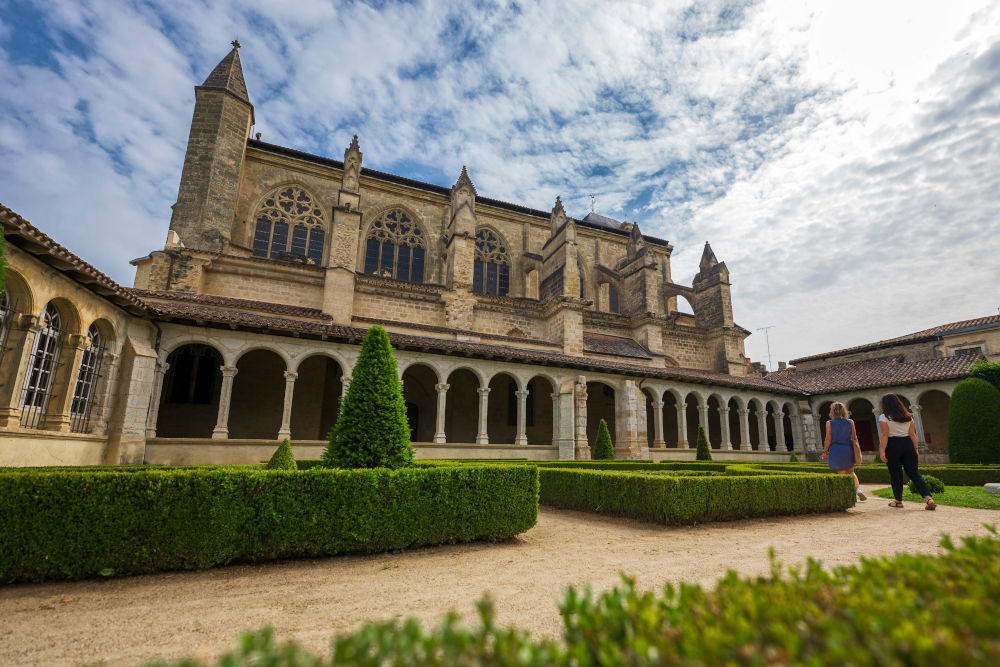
[
  {"left": 19, "top": 303, "right": 63, "bottom": 429},
  {"left": 472, "top": 228, "right": 510, "bottom": 297},
  {"left": 69, "top": 324, "right": 106, "bottom": 433},
  {"left": 0, "top": 292, "right": 12, "bottom": 366},
  {"left": 251, "top": 186, "right": 326, "bottom": 264},
  {"left": 363, "top": 209, "right": 425, "bottom": 283},
  {"left": 608, "top": 283, "right": 620, "bottom": 314}
]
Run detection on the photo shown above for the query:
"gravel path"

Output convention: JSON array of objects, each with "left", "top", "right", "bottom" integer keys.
[{"left": 1, "top": 485, "right": 996, "bottom": 666}]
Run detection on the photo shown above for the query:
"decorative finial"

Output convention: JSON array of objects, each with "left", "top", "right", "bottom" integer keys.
[
  {"left": 589, "top": 194, "right": 595, "bottom": 213},
  {"left": 349, "top": 134, "right": 360, "bottom": 151},
  {"left": 231, "top": 39, "right": 241, "bottom": 50}
]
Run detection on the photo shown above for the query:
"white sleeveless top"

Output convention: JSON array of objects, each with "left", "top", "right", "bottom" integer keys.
[{"left": 878, "top": 413, "right": 911, "bottom": 437}]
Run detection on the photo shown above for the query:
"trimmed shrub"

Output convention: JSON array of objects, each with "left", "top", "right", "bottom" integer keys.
[
  {"left": 538, "top": 468, "right": 854, "bottom": 524},
  {"left": 0, "top": 465, "right": 538, "bottom": 583},
  {"left": 264, "top": 439, "right": 297, "bottom": 470},
  {"left": 948, "top": 377, "right": 1000, "bottom": 464},
  {"left": 322, "top": 326, "right": 414, "bottom": 469},
  {"left": 968, "top": 358, "right": 1000, "bottom": 393},
  {"left": 911, "top": 473, "right": 945, "bottom": 495},
  {"left": 591, "top": 419, "right": 614, "bottom": 460},
  {"left": 695, "top": 424, "right": 712, "bottom": 461},
  {"left": 789, "top": 452, "right": 799, "bottom": 462}
]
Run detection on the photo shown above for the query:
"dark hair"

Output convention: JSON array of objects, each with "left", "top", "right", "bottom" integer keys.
[{"left": 880, "top": 394, "right": 912, "bottom": 422}]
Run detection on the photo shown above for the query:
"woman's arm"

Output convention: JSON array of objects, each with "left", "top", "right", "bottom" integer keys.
[
  {"left": 909, "top": 420, "right": 919, "bottom": 453},
  {"left": 879, "top": 419, "right": 889, "bottom": 463}
]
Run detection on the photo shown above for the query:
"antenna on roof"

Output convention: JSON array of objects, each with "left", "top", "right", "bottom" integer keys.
[
  {"left": 757, "top": 326, "right": 775, "bottom": 372},
  {"left": 589, "top": 194, "right": 595, "bottom": 213}
]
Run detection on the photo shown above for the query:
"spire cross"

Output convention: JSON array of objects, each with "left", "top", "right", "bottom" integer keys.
[
  {"left": 589, "top": 194, "right": 596, "bottom": 212},
  {"left": 231, "top": 39, "right": 241, "bottom": 49}
]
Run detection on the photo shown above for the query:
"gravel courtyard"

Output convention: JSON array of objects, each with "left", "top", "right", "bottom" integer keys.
[{"left": 1, "top": 485, "right": 996, "bottom": 666}]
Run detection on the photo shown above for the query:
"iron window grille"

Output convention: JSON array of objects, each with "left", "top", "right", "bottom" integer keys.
[
  {"left": 19, "top": 304, "right": 64, "bottom": 430},
  {"left": 0, "top": 293, "right": 13, "bottom": 368},
  {"left": 69, "top": 325, "right": 106, "bottom": 434}
]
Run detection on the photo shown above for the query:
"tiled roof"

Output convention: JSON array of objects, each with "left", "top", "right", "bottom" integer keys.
[
  {"left": 147, "top": 296, "right": 798, "bottom": 394},
  {"left": 246, "top": 139, "right": 670, "bottom": 247},
  {"left": 133, "top": 289, "right": 327, "bottom": 319},
  {"left": 583, "top": 333, "right": 652, "bottom": 359},
  {"left": 0, "top": 203, "right": 149, "bottom": 315},
  {"left": 766, "top": 354, "right": 977, "bottom": 394},
  {"left": 791, "top": 314, "right": 1000, "bottom": 364},
  {"left": 352, "top": 316, "right": 559, "bottom": 348}
]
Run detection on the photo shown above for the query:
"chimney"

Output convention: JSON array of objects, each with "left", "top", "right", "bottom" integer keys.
[{"left": 778, "top": 361, "right": 787, "bottom": 370}]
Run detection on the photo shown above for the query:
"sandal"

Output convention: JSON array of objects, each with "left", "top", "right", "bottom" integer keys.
[
  {"left": 888, "top": 501, "right": 904, "bottom": 508},
  {"left": 925, "top": 500, "right": 936, "bottom": 511}
]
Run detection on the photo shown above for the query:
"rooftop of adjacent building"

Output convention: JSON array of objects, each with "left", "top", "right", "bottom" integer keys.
[{"left": 766, "top": 354, "right": 980, "bottom": 395}]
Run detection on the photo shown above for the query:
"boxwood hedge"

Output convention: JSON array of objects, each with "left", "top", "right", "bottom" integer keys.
[
  {"left": 161, "top": 530, "right": 1000, "bottom": 666},
  {"left": 0, "top": 465, "right": 538, "bottom": 583},
  {"left": 538, "top": 468, "right": 854, "bottom": 524}
]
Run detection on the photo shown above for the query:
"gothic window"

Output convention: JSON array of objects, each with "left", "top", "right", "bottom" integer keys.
[
  {"left": 473, "top": 228, "right": 510, "bottom": 297},
  {"left": 363, "top": 209, "right": 426, "bottom": 283},
  {"left": 69, "top": 324, "right": 105, "bottom": 433},
  {"left": 19, "top": 303, "right": 63, "bottom": 429},
  {"left": 251, "top": 186, "right": 326, "bottom": 264},
  {"left": 608, "top": 283, "right": 620, "bottom": 314}
]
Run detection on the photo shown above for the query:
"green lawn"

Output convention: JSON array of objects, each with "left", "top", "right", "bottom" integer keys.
[{"left": 873, "top": 486, "right": 1000, "bottom": 510}]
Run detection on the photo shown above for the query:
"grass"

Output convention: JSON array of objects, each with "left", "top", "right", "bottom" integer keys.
[{"left": 873, "top": 486, "right": 1000, "bottom": 510}]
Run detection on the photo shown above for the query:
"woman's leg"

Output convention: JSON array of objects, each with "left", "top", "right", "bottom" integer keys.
[
  {"left": 901, "top": 449, "right": 932, "bottom": 499},
  {"left": 886, "top": 445, "right": 905, "bottom": 501}
]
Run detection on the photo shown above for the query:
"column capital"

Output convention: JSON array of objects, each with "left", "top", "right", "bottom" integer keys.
[
  {"left": 653, "top": 399, "right": 664, "bottom": 409},
  {"left": 515, "top": 389, "right": 529, "bottom": 399},
  {"left": 718, "top": 406, "right": 730, "bottom": 415},
  {"left": 435, "top": 382, "right": 450, "bottom": 393},
  {"left": 66, "top": 333, "right": 92, "bottom": 351},
  {"left": 283, "top": 371, "right": 298, "bottom": 382},
  {"left": 738, "top": 408, "right": 748, "bottom": 416},
  {"left": 910, "top": 404, "right": 922, "bottom": 413},
  {"left": 477, "top": 387, "right": 491, "bottom": 396},
  {"left": 221, "top": 366, "right": 238, "bottom": 378},
  {"left": 156, "top": 360, "right": 171, "bottom": 374},
  {"left": 550, "top": 392, "right": 561, "bottom": 400}
]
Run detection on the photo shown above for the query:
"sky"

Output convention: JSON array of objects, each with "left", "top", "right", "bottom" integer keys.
[{"left": 1, "top": 0, "right": 998, "bottom": 366}]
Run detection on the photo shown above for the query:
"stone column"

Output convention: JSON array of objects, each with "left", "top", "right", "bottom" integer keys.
[
  {"left": 698, "top": 399, "right": 710, "bottom": 447},
  {"left": 676, "top": 402, "right": 689, "bottom": 448},
  {"left": 515, "top": 389, "right": 529, "bottom": 445},
  {"left": 738, "top": 408, "right": 751, "bottom": 450},
  {"left": 911, "top": 404, "right": 928, "bottom": 452},
  {"left": 0, "top": 315, "right": 41, "bottom": 427},
  {"left": 573, "top": 378, "right": 590, "bottom": 459},
  {"left": 145, "top": 360, "right": 170, "bottom": 438},
  {"left": 211, "top": 365, "right": 238, "bottom": 439},
  {"left": 43, "top": 334, "right": 91, "bottom": 432},
  {"left": 277, "top": 371, "right": 298, "bottom": 440},
  {"left": 719, "top": 406, "right": 733, "bottom": 450},
  {"left": 757, "top": 410, "right": 768, "bottom": 451},
  {"left": 652, "top": 399, "right": 665, "bottom": 448},
  {"left": 550, "top": 391, "right": 560, "bottom": 447},
  {"left": 476, "top": 387, "right": 490, "bottom": 444},
  {"left": 774, "top": 411, "right": 787, "bottom": 451},
  {"left": 433, "top": 383, "right": 449, "bottom": 443}
]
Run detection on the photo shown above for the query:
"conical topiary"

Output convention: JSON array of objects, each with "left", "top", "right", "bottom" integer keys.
[
  {"left": 592, "top": 418, "right": 615, "bottom": 460},
  {"left": 789, "top": 452, "right": 799, "bottom": 463},
  {"left": 948, "top": 377, "right": 1000, "bottom": 464},
  {"left": 695, "top": 424, "right": 712, "bottom": 461},
  {"left": 265, "top": 439, "right": 297, "bottom": 470},
  {"left": 322, "top": 326, "right": 414, "bottom": 469}
]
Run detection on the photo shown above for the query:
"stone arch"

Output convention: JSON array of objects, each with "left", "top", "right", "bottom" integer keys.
[
  {"left": 290, "top": 354, "right": 344, "bottom": 440},
  {"left": 1, "top": 269, "right": 34, "bottom": 315},
  {"left": 780, "top": 401, "right": 796, "bottom": 451},
  {"left": 445, "top": 368, "right": 481, "bottom": 443},
  {"left": 918, "top": 389, "right": 950, "bottom": 453},
  {"left": 525, "top": 375, "right": 555, "bottom": 445},
  {"left": 402, "top": 363, "right": 437, "bottom": 443},
  {"left": 747, "top": 397, "right": 765, "bottom": 449},
  {"left": 847, "top": 397, "right": 878, "bottom": 452},
  {"left": 161, "top": 335, "right": 235, "bottom": 367},
  {"left": 684, "top": 390, "right": 703, "bottom": 446},
  {"left": 660, "top": 388, "right": 680, "bottom": 447},
  {"left": 234, "top": 344, "right": 292, "bottom": 370},
  {"left": 487, "top": 371, "right": 521, "bottom": 444},
  {"left": 727, "top": 396, "right": 742, "bottom": 449},
  {"left": 250, "top": 184, "right": 327, "bottom": 264},
  {"left": 83, "top": 317, "right": 117, "bottom": 345},
  {"left": 360, "top": 205, "right": 429, "bottom": 282},
  {"left": 706, "top": 393, "right": 724, "bottom": 448},
  {"left": 586, "top": 380, "right": 616, "bottom": 452},
  {"left": 229, "top": 349, "right": 287, "bottom": 439},
  {"left": 44, "top": 297, "right": 81, "bottom": 335},
  {"left": 295, "top": 349, "right": 350, "bottom": 375},
  {"left": 157, "top": 343, "right": 225, "bottom": 438}
]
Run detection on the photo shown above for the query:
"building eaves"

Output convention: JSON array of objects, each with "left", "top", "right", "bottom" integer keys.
[
  {"left": 246, "top": 139, "right": 670, "bottom": 247},
  {"left": 0, "top": 203, "right": 149, "bottom": 316},
  {"left": 766, "top": 354, "right": 976, "bottom": 394}
]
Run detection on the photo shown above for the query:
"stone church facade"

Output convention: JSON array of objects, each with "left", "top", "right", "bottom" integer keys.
[{"left": 0, "top": 44, "right": 975, "bottom": 466}]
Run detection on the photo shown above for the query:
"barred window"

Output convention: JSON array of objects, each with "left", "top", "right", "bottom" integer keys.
[
  {"left": 0, "top": 292, "right": 12, "bottom": 367},
  {"left": 251, "top": 186, "right": 326, "bottom": 264},
  {"left": 19, "top": 303, "right": 63, "bottom": 429},
  {"left": 69, "top": 324, "right": 106, "bottom": 433},
  {"left": 472, "top": 228, "right": 509, "bottom": 297},
  {"left": 363, "top": 209, "right": 425, "bottom": 283}
]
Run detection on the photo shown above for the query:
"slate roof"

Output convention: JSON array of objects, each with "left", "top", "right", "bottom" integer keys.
[
  {"left": 791, "top": 314, "right": 1000, "bottom": 364},
  {"left": 583, "top": 333, "right": 652, "bottom": 359},
  {"left": 766, "top": 354, "right": 977, "bottom": 394},
  {"left": 580, "top": 212, "right": 623, "bottom": 230}
]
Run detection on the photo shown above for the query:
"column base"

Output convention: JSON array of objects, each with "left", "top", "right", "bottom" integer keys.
[
  {"left": 652, "top": 439, "right": 666, "bottom": 449},
  {"left": 740, "top": 444, "right": 752, "bottom": 451},
  {"left": 277, "top": 429, "right": 292, "bottom": 441},
  {"left": 514, "top": 436, "right": 528, "bottom": 445},
  {"left": 433, "top": 433, "right": 447, "bottom": 444},
  {"left": 43, "top": 416, "right": 72, "bottom": 433},
  {"left": 722, "top": 442, "right": 734, "bottom": 451},
  {"left": 476, "top": 435, "right": 489, "bottom": 444},
  {"left": 211, "top": 428, "right": 229, "bottom": 440},
  {"left": 677, "top": 440, "right": 690, "bottom": 449}
]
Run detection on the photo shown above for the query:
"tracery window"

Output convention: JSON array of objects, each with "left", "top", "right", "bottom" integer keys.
[
  {"left": 363, "top": 209, "right": 425, "bottom": 283},
  {"left": 69, "top": 324, "right": 106, "bottom": 433},
  {"left": 472, "top": 228, "right": 510, "bottom": 297},
  {"left": 251, "top": 186, "right": 326, "bottom": 264},
  {"left": 19, "top": 303, "right": 63, "bottom": 429}
]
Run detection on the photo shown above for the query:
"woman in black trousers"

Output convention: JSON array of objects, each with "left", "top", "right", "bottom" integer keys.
[{"left": 879, "top": 393, "right": 936, "bottom": 510}]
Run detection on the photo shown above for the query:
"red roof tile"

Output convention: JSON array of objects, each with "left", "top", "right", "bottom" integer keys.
[{"left": 767, "top": 354, "right": 976, "bottom": 394}]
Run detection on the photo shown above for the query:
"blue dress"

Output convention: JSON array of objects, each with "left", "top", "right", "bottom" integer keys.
[{"left": 827, "top": 419, "right": 855, "bottom": 471}]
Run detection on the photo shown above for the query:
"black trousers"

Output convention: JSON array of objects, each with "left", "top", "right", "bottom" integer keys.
[{"left": 886, "top": 436, "right": 931, "bottom": 501}]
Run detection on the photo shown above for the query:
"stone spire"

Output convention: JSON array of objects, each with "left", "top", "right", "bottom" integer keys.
[
  {"left": 342, "top": 134, "right": 363, "bottom": 192},
  {"left": 201, "top": 41, "right": 252, "bottom": 107},
  {"left": 626, "top": 221, "right": 648, "bottom": 261},
  {"left": 699, "top": 241, "right": 719, "bottom": 273},
  {"left": 550, "top": 195, "right": 568, "bottom": 234},
  {"left": 448, "top": 166, "right": 477, "bottom": 235},
  {"left": 451, "top": 165, "right": 478, "bottom": 196}
]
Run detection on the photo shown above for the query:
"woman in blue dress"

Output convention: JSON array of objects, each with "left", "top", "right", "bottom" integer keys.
[{"left": 821, "top": 402, "right": 866, "bottom": 501}]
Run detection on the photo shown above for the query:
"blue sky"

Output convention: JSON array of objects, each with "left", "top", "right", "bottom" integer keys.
[{"left": 1, "top": 0, "right": 999, "bottom": 365}]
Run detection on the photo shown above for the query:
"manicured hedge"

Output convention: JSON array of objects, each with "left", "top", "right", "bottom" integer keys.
[
  {"left": 0, "top": 465, "right": 538, "bottom": 583},
  {"left": 165, "top": 531, "right": 1000, "bottom": 665},
  {"left": 538, "top": 468, "right": 854, "bottom": 524}
]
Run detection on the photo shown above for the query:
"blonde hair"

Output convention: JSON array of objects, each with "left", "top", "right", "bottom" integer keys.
[{"left": 830, "top": 402, "right": 849, "bottom": 419}]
